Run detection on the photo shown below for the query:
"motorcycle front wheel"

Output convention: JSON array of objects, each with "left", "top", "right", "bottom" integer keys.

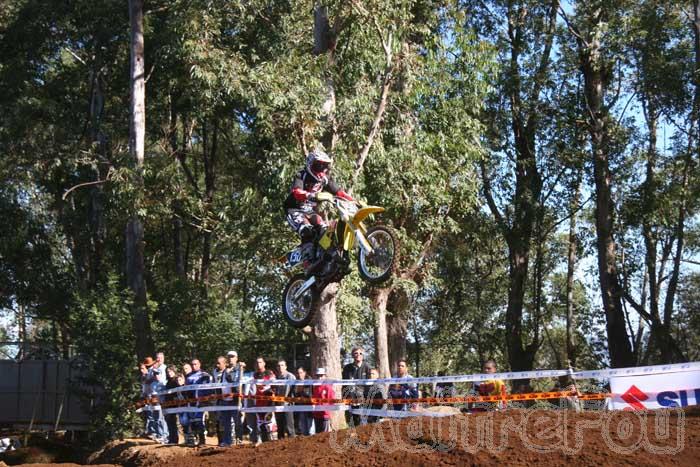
[
  {"left": 282, "top": 274, "right": 318, "bottom": 328},
  {"left": 357, "top": 225, "right": 398, "bottom": 284}
]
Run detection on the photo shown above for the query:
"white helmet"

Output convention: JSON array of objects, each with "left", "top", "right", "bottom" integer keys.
[{"left": 305, "top": 149, "right": 332, "bottom": 182}]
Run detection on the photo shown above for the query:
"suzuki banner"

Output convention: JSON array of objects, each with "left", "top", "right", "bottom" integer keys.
[{"left": 610, "top": 370, "right": 700, "bottom": 410}]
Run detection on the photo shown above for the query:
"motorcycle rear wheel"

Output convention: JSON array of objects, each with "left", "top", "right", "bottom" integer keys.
[
  {"left": 282, "top": 274, "right": 318, "bottom": 328},
  {"left": 357, "top": 225, "right": 397, "bottom": 284}
]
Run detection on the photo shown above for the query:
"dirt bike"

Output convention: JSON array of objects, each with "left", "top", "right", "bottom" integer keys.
[{"left": 281, "top": 192, "right": 398, "bottom": 328}]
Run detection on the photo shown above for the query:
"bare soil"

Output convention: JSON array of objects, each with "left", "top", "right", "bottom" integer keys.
[{"left": 18, "top": 407, "right": 700, "bottom": 467}]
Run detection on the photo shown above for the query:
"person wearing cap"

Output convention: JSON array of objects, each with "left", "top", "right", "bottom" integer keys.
[
  {"left": 342, "top": 346, "right": 371, "bottom": 428},
  {"left": 141, "top": 356, "right": 170, "bottom": 443},
  {"left": 311, "top": 367, "right": 334, "bottom": 433}
]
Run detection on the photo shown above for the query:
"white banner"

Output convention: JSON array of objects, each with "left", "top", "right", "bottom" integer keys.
[{"left": 609, "top": 370, "right": 700, "bottom": 410}]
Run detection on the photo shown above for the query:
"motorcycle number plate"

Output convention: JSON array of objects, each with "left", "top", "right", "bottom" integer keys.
[{"left": 287, "top": 249, "right": 302, "bottom": 267}]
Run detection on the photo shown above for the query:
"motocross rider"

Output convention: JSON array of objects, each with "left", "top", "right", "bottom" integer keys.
[{"left": 284, "top": 149, "right": 354, "bottom": 269}]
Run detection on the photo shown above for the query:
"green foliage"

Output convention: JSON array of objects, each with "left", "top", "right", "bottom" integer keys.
[
  {"left": 71, "top": 276, "right": 144, "bottom": 441},
  {"left": 0, "top": 0, "right": 698, "bottom": 441}
]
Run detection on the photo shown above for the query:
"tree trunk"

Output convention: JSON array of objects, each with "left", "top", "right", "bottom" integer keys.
[
  {"left": 386, "top": 287, "right": 410, "bottom": 374},
  {"left": 694, "top": 0, "right": 700, "bottom": 162},
  {"left": 370, "top": 287, "right": 391, "bottom": 378},
  {"left": 167, "top": 101, "right": 186, "bottom": 279},
  {"left": 481, "top": 0, "right": 558, "bottom": 373},
  {"left": 313, "top": 4, "right": 337, "bottom": 151},
  {"left": 579, "top": 31, "right": 635, "bottom": 368},
  {"left": 309, "top": 283, "right": 343, "bottom": 429},
  {"left": 88, "top": 70, "right": 106, "bottom": 289},
  {"left": 565, "top": 173, "right": 582, "bottom": 368},
  {"left": 386, "top": 313, "right": 407, "bottom": 375},
  {"left": 17, "top": 304, "right": 27, "bottom": 360},
  {"left": 200, "top": 119, "right": 218, "bottom": 289},
  {"left": 172, "top": 203, "right": 185, "bottom": 279},
  {"left": 127, "top": 0, "right": 152, "bottom": 360}
]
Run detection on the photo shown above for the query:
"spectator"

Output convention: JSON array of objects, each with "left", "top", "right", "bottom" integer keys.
[
  {"left": 434, "top": 370, "right": 457, "bottom": 399},
  {"left": 212, "top": 356, "right": 233, "bottom": 447},
  {"left": 311, "top": 367, "right": 334, "bottom": 433},
  {"left": 342, "top": 346, "right": 371, "bottom": 428},
  {"left": 388, "top": 359, "right": 418, "bottom": 412},
  {"left": 366, "top": 368, "right": 386, "bottom": 424},
  {"left": 472, "top": 359, "right": 506, "bottom": 412},
  {"left": 156, "top": 351, "right": 166, "bottom": 368},
  {"left": 185, "top": 358, "right": 212, "bottom": 446},
  {"left": 249, "top": 357, "right": 274, "bottom": 444},
  {"left": 225, "top": 351, "right": 245, "bottom": 444},
  {"left": 177, "top": 362, "right": 193, "bottom": 443},
  {"left": 294, "top": 366, "right": 313, "bottom": 436},
  {"left": 146, "top": 357, "right": 170, "bottom": 443},
  {"left": 164, "top": 365, "right": 181, "bottom": 444},
  {"left": 177, "top": 361, "right": 194, "bottom": 440},
  {"left": 274, "top": 360, "right": 296, "bottom": 439},
  {"left": 138, "top": 359, "right": 152, "bottom": 438}
]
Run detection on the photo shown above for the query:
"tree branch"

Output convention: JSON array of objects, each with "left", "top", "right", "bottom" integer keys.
[
  {"left": 62, "top": 176, "right": 110, "bottom": 200},
  {"left": 623, "top": 291, "right": 653, "bottom": 323},
  {"left": 401, "top": 232, "right": 435, "bottom": 280},
  {"left": 558, "top": 7, "right": 589, "bottom": 49},
  {"left": 480, "top": 159, "right": 508, "bottom": 235},
  {"left": 350, "top": 20, "right": 395, "bottom": 190},
  {"left": 525, "top": 0, "right": 559, "bottom": 127}
]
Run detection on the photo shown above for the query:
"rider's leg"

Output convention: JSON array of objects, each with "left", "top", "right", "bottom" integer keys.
[{"left": 287, "top": 210, "right": 315, "bottom": 262}]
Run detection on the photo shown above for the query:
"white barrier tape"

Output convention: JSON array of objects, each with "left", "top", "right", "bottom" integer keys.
[
  {"left": 153, "top": 361, "right": 700, "bottom": 399},
  {"left": 349, "top": 408, "right": 457, "bottom": 419},
  {"left": 157, "top": 381, "right": 247, "bottom": 396},
  {"left": 160, "top": 404, "right": 348, "bottom": 415},
  {"left": 241, "top": 405, "right": 348, "bottom": 414},
  {"left": 573, "top": 361, "right": 700, "bottom": 379}
]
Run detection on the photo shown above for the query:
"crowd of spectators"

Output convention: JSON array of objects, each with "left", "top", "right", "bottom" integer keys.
[{"left": 138, "top": 348, "right": 507, "bottom": 447}]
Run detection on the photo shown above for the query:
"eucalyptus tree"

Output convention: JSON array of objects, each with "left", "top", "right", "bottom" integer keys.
[
  {"left": 465, "top": 0, "right": 562, "bottom": 372},
  {"left": 560, "top": 0, "right": 639, "bottom": 367},
  {"left": 620, "top": 0, "right": 694, "bottom": 363}
]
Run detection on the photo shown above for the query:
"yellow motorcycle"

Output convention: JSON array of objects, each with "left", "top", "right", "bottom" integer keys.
[{"left": 281, "top": 192, "right": 397, "bottom": 328}]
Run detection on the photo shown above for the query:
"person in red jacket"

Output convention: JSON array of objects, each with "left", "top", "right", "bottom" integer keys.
[{"left": 311, "top": 367, "right": 334, "bottom": 433}]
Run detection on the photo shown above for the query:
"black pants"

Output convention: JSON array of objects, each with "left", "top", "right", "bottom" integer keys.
[
  {"left": 165, "top": 414, "right": 179, "bottom": 444},
  {"left": 345, "top": 409, "right": 364, "bottom": 428},
  {"left": 275, "top": 409, "right": 296, "bottom": 438}
]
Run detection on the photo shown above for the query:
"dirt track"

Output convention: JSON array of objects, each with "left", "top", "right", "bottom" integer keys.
[{"left": 81, "top": 408, "right": 700, "bottom": 467}]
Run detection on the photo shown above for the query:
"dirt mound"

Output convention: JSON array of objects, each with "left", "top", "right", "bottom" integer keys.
[
  {"left": 84, "top": 407, "right": 700, "bottom": 467},
  {"left": 170, "top": 408, "right": 700, "bottom": 467},
  {"left": 86, "top": 438, "right": 204, "bottom": 467},
  {"left": 7, "top": 464, "right": 116, "bottom": 467},
  {"left": 0, "top": 435, "right": 108, "bottom": 467}
]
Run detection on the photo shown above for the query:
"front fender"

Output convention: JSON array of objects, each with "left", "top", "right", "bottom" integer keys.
[{"left": 351, "top": 206, "right": 384, "bottom": 227}]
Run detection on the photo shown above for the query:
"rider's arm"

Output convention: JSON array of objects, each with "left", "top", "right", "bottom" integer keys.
[
  {"left": 291, "top": 174, "right": 314, "bottom": 201},
  {"left": 324, "top": 178, "right": 354, "bottom": 201}
]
